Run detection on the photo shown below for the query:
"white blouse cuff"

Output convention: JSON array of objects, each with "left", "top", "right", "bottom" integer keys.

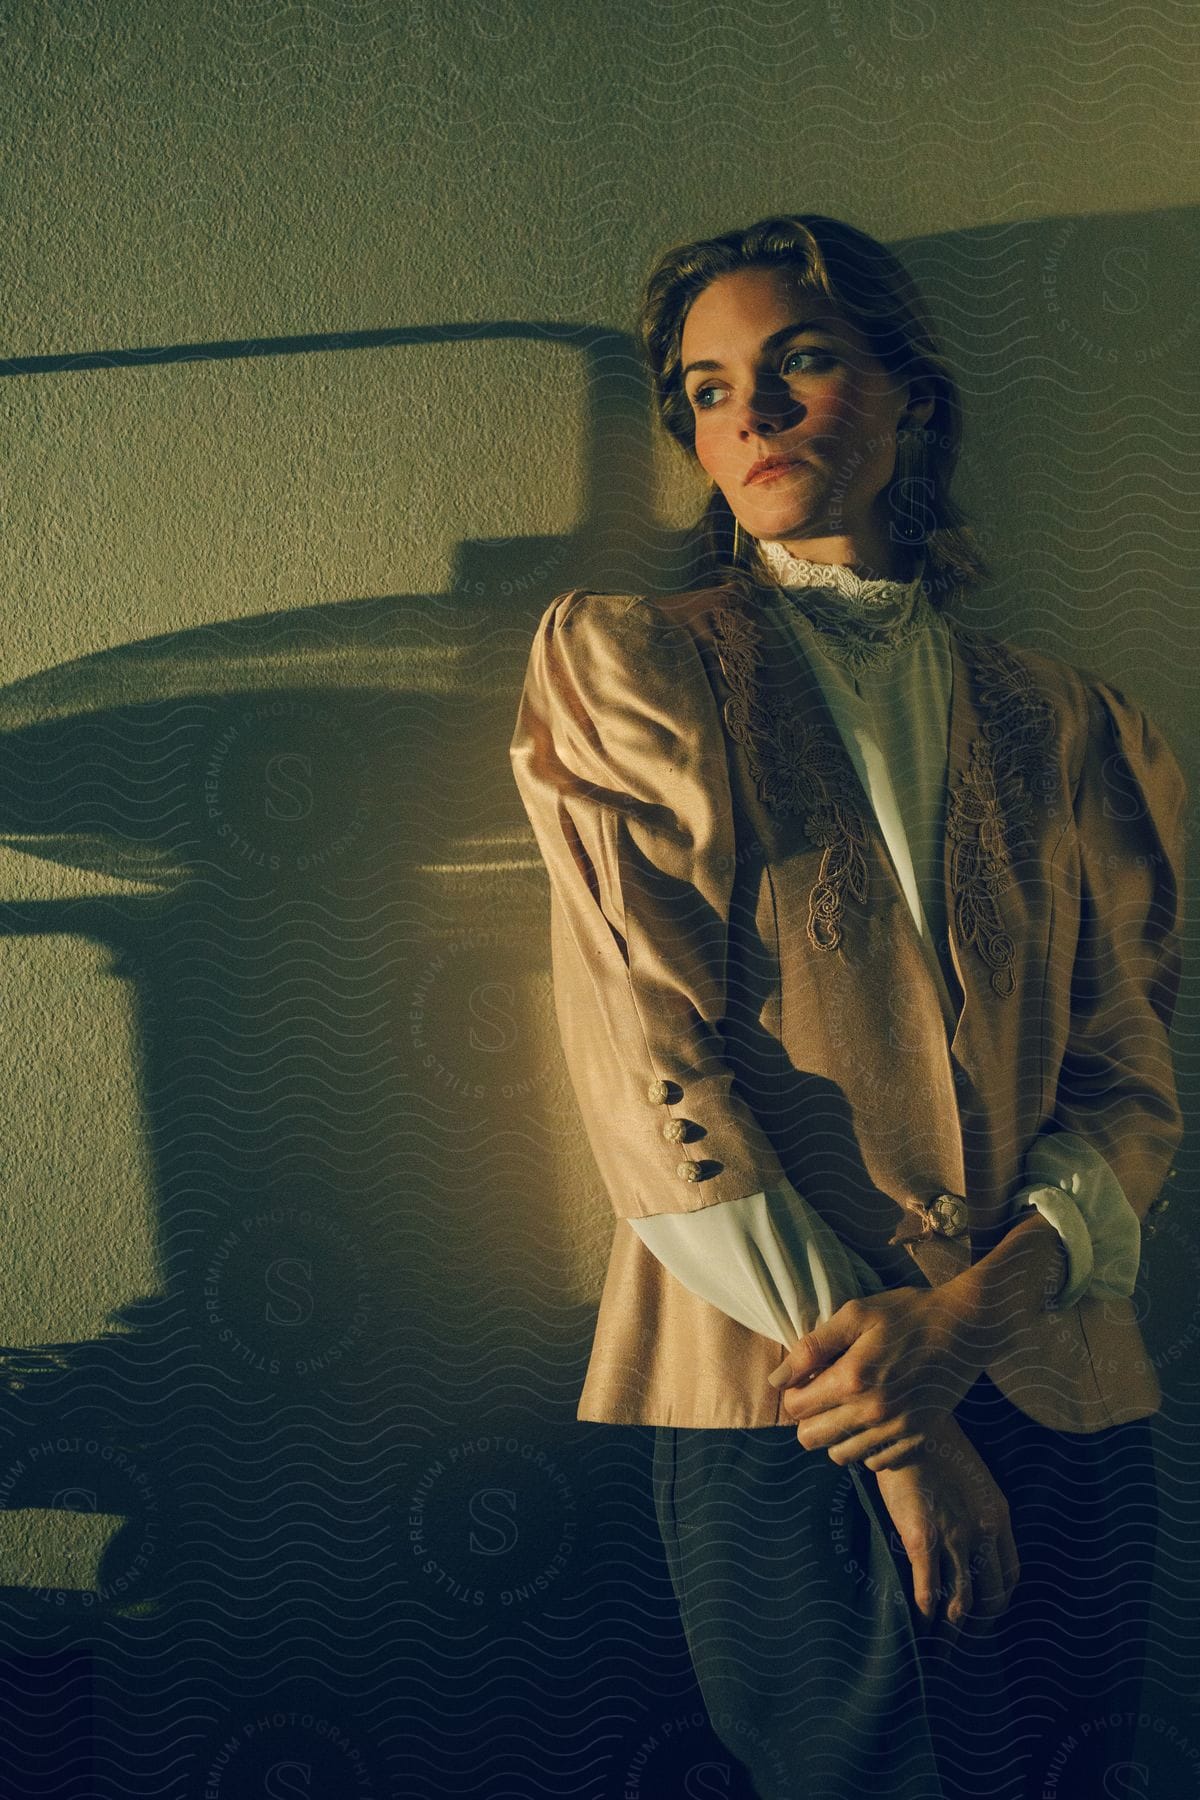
[
  {"left": 631, "top": 1184, "right": 882, "bottom": 1349},
  {"left": 1014, "top": 1129, "right": 1143, "bottom": 1308},
  {"left": 1012, "top": 1185, "right": 1095, "bottom": 1310}
]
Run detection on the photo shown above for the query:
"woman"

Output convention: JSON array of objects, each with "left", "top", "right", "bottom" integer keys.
[{"left": 509, "top": 215, "right": 1185, "bottom": 1800}]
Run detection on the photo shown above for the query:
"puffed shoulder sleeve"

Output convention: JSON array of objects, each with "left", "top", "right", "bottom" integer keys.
[
  {"left": 508, "top": 588, "right": 791, "bottom": 1220},
  {"left": 1047, "top": 674, "right": 1187, "bottom": 1228}
]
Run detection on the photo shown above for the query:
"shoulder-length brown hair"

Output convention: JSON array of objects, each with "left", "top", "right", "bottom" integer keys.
[{"left": 637, "top": 213, "right": 991, "bottom": 607}]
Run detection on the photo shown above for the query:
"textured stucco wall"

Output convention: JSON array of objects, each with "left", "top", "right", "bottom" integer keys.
[
  {"left": 2, "top": 0, "right": 1196, "bottom": 1324},
  {"left": 0, "top": 0, "right": 1197, "bottom": 1782}
]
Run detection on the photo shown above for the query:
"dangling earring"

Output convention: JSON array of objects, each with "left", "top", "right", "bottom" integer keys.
[
  {"left": 891, "top": 427, "right": 930, "bottom": 545},
  {"left": 732, "top": 516, "right": 742, "bottom": 563}
]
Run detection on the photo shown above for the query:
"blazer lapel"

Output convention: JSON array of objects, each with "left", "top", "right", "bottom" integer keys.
[
  {"left": 707, "top": 575, "right": 964, "bottom": 1025},
  {"left": 941, "top": 616, "right": 1064, "bottom": 1055},
  {"left": 943, "top": 622, "right": 981, "bottom": 1067},
  {"left": 703, "top": 575, "right": 1062, "bottom": 1068}
]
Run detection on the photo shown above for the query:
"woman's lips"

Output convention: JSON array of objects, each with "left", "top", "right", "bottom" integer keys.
[{"left": 746, "top": 458, "right": 807, "bottom": 485}]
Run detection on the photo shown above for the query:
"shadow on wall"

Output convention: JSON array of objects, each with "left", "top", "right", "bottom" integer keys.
[
  {"left": 0, "top": 320, "right": 746, "bottom": 1798},
  {"left": 0, "top": 209, "right": 1195, "bottom": 1798}
]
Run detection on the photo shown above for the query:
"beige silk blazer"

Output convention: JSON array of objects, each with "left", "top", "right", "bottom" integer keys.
[{"left": 508, "top": 574, "right": 1187, "bottom": 1432}]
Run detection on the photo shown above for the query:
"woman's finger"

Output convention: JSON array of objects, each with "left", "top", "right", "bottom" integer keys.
[
  {"left": 789, "top": 1399, "right": 871, "bottom": 1450},
  {"left": 967, "top": 1534, "right": 1009, "bottom": 1617},
  {"left": 794, "top": 1417, "right": 884, "bottom": 1462},
  {"left": 789, "top": 1390, "right": 904, "bottom": 1454},
  {"left": 861, "top": 1434, "right": 926, "bottom": 1473},
  {"left": 802, "top": 1416, "right": 924, "bottom": 1469},
  {"left": 909, "top": 1541, "right": 941, "bottom": 1633},
  {"left": 940, "top": 1532, "right": 974, "bottom": 1634},
  {"left": 817, "top": 1425, "right": 891, "bottom": 1464}
]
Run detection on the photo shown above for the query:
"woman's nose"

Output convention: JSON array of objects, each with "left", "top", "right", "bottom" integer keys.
[{"left": 737, "top": 384, "right": 800, "bottom": 435}]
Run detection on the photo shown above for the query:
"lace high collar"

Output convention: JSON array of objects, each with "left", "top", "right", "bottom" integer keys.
[
  {"left": 756, "top": 538, "right": 927, "bottom": 613},
  {"left": 753, "top": 538, "right": 934, "bottom": 670}
]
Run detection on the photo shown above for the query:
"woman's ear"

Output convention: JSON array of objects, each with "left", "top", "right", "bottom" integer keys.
[{"left": 901, "top": 383, "right": 937, "bottom": 431}]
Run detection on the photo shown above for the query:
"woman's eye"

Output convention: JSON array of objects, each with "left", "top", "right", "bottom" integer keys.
[
  {"left": 691, "top": 349, "right": 833, "bottom": 410},
  {"left": 782, "top": 348, "right": 832, "bottom": 374}
]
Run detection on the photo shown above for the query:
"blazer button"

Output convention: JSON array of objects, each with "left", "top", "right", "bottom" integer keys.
[
  {"left": 662, "top": 1118, "right": 689, "bottom": 1143},
  {"left": 929, "top": 1192, "right": 968, "bottom": 1236},
  {"left": 676, "top": 1162, "right": 703, "bottom": 1183},
  {"left": 647, "top": 1079, "right": 672, "bottom": 1104}
]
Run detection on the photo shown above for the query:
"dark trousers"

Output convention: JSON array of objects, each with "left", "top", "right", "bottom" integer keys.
[{"left": 652, "top": 1372, "right": 1157, "bottom": 1800}]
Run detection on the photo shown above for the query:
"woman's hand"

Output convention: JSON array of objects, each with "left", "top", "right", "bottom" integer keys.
[
  {"left": 873, "top": 1412, "right": 1020, "bottom": 1649},
  {"left": 767, "top": 1285, "right": 986, "bottom": 1469}
]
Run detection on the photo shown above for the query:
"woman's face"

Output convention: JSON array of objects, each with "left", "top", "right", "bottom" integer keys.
[{"left": 679, "top": 263, "right": 930, "bottom": 553}]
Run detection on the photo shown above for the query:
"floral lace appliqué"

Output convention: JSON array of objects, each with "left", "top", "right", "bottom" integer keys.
[
  {"left": 709, "top": 591, "right": 1060, "bottom": 995},
  {"left": 786, "top": 591, "right": 936, "bottom": 673},
  {"left": 945, "top": 629, "right": 1059, "bottom": 997},
  {"left": 710, "top": 594, "right": 870, "bottom": 953}
]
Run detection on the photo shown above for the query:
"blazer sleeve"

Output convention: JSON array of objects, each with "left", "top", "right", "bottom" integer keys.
[
  {"left": 1042, "top": 675, "right": 1187, "bottom": 1228},
  {"left": 509, "top": 587, "right": 795, "bottom": 1221}
]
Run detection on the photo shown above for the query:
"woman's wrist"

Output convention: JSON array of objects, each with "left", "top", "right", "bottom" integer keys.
[{"left": 933, "top": 1210, "right": 1070, "bottom": 1364}]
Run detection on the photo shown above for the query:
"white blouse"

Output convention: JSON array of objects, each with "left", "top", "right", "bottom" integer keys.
[{"left": 630, "top": 539, "right": 1143, "bottom": 1349}]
